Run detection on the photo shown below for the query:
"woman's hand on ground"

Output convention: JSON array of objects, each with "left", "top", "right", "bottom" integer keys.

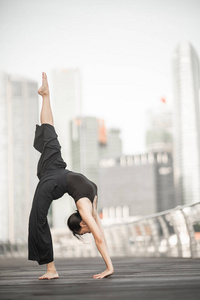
[{"left": 93, "top": 268, "right": 114, "bottom": 279}]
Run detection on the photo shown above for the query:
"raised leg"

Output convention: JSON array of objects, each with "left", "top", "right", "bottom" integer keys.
[
  {"left": 28, "top": 72, "right": 59, "bottom": 279},
  {"left": 38, "top": 72, "right": 54, "bottom": 126}
]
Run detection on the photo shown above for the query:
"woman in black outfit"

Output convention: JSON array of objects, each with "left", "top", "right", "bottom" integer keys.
[{"left": 28, "top": 72, "right": 114, "bottom": 280}]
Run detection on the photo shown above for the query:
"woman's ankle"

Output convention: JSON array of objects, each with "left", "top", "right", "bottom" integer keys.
[
  {"left": 47, "top": 261, "right": 57, "bottom": 272},
  {"left": 47, "top": 267, "right": 57, "bottom": 272}
]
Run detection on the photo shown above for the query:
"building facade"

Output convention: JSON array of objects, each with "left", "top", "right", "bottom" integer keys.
[
  {"left": 0, "top": 72, "right": 39, "bottom": 242},
  {"left": 145, "top": 100, "right": 173, "bottom": 153},
  {"left": 172, "top": 42, "right": 200, "bottom": 205},
  {"left": 99, "top": 151, "right": 175, "bottom": 218},
  {"left": 71, "top": 116, "right": 122, "bottom": 189}
]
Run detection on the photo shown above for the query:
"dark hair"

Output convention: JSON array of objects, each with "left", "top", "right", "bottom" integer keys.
[{"left": 67, "top": 210, "right": 83, "bottom": 240}]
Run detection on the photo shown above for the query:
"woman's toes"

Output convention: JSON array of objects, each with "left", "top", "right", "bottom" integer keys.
[{"left": 39, "top": 275, "right": 48, "bottom": 280}]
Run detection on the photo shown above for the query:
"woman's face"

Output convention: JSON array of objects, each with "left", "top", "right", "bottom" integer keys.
[{"left": 79, "top": 222, "right": 91, "bottom": 235}]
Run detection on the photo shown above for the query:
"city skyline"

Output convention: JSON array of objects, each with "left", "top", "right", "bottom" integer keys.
[{"left": 1, "top": 0, "right": 200, "bottom": 154}]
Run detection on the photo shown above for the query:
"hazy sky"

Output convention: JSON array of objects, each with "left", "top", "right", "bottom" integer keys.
[{"left": 1, "top": 0, "right": 200, "bottom": 154}]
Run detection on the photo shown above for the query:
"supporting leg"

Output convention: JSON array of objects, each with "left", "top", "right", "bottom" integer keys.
[
  {"left": 39, "top": 261, "right": 59, "bottom": 280},
  {"left": 28, "top": 183, "right": 59, "bottom": 279},
  {"left": 38, "top": 72, "right": 54, "bottom": 126}
]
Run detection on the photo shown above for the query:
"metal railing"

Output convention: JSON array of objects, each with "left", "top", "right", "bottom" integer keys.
[
  {"left": 1, "top": 202, "right": 200, "bottom": 258},
  {"left": 0, "top": 241, "right": 27, "bottom": 257},
  {"left": 103, "top": 201, "right": 200, "bottom": 258}
]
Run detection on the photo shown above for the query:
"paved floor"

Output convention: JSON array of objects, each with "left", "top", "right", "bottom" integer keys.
[{"left": 0, "top": 256, "right": 200, "bottom": 300}]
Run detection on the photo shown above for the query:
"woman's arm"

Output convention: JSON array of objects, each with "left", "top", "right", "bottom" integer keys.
[
  {"left": 94, "top": 213, "right": 108, "bottom": 249},
  {"left": 92, "top": 197, "right": 108, "bottom": 249},
  {"left": 78, "top": 202, "right": 114, "bottom": 279}
]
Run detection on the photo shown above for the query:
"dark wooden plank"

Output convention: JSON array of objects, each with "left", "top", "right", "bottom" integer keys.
[{"left": 0, "top": 257, "right": 200, "bottom": 299}]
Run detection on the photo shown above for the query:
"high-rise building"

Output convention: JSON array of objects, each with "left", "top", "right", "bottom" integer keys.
[
  {"left": 0, "top": 72, "right": 39, "bottom": 243},
  {"left": 172, "top": 42, "right": 200, "bottom": 205},
  {"left": 99, "top": 151, "right": 175, "bottom": 217},
  {"left": 71, "top": 116, "right": 122, "bottom": 192},
  {"left": 50, "top": 69, "right": 82, "bottom": 228},
  {"left": 145, "top": 99, "right": 173, "bottom": 152}
]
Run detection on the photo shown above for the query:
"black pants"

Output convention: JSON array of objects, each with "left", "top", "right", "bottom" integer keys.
[{"left": 28, "top": 124, "right": 67, "bottom": 265}]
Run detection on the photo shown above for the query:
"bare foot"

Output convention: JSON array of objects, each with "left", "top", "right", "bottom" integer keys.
[
  {"left": 38, "top": 270, "right": 59, "bottom": 280},
  {"left": 38, "top": 72, "right": 49, "bottom": 96}
]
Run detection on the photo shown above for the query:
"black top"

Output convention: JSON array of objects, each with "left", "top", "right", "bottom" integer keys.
[
  {"left": 66, "top": 171, "right": 98, "bottom": 203},
  {"left": 34, "top": 123, "right": 97, "bottom": 203}
]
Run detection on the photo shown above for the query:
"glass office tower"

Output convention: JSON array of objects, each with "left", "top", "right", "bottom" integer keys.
[{"left": 172, "top": 42, "right": 200, "bottom": 205}]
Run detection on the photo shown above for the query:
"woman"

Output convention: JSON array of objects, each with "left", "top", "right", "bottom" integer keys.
[{"left": 28, "top": 72, "right": 114, "bottom": 280}]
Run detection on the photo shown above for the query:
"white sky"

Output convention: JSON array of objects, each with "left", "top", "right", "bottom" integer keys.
[{"left": 1, "top": 0, "right": 200, "bottom": 154}]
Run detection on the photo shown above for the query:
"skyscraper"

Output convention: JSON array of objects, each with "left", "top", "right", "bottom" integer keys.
[
  {"left": 71, "top": 116, "right": 122, "bottom": 191},
  {"left": 172, "top": 42, "right": 200, "bottom": 205},
  {"left": 50, "top": 69, "right": 82, "bottom": 228},
  {"left": 0, "top": 72, "right": 39, "bottom": 242},
  {"left": 145, "top": 99, "right": 173, "bottom": 152}
]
